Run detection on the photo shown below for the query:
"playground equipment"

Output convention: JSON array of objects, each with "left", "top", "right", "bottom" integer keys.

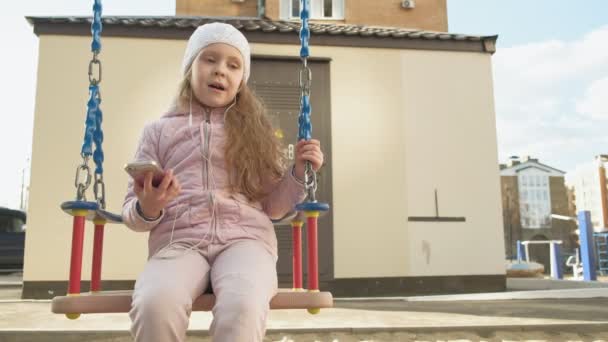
[
  {"left": 565, "top": 249, "right": 583, "bottom": 280},
  {"left": 505, "top": 241, "right": 544, "bottom": 278},
  {"left": 519, "top": 210, "right": 603, "bottom": 282},
  {"left": 52, "top": 0, "right": 333, "bottom": 319},
  {"left": 518, "top": 240, "right": 563, "bottom": 279},
  {"left": 595, "top": 232, "right": 608, "bottom": 276}
]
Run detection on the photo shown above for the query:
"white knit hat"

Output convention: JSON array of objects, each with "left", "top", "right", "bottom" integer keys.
[{"left": 181, "top": 22, "right": 251, "bottom": 83}]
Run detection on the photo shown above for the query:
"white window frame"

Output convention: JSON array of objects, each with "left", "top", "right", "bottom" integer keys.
[
  {"left": 281, "top": 0, "right": 345, "bottom": 20},
  {"left": 518, "top": 173, "right": 552, "bottom": 229}
]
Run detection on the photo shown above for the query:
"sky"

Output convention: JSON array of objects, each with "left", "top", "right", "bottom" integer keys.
[
  {"left": 0, "top": 0, "right": 607, "bottom": 209},
  {"left": 0, "top": 1, "right": 174, "bottom": 210},
  {"left": 448, "top": 1, "right": 608, "bottom": 173}
]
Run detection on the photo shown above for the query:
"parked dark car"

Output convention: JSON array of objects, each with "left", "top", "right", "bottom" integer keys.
[{"left": 0, "top": 207, "right": 26, "bottom": 271}]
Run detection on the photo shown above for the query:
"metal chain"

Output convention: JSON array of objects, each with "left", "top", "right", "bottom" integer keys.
[
  {"left": 94, "top": 174, "right": 106, "bottom": 209},
  {"left": 298, "top": 0, "right": 318, "bottom": 202},
  {"left": 74, "top": 157, "right": 92, "bottom": 201},
  {"left": 299, "top": 61, "right": 312, "bottom": 97},
  {"left": 88, "top": 53, "right": 102, "bottom": 85}
]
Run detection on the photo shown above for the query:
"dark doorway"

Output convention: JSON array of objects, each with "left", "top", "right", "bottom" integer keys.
[{"left": 250, "top": 56, "right": 334, "bottom": 286}]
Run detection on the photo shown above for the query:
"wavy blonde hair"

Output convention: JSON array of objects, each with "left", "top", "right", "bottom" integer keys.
[{"left": 175, "top": 71, "right": 285, "bottom": 201}]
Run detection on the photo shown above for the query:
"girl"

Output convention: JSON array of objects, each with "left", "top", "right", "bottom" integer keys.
[{"left": 122, "top": 23, "right": 324, "bottom": 342}]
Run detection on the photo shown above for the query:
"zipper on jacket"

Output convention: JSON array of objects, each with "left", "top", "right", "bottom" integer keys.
[
  {"left": 202, "top": 111, "right": 220, "bottom": 242},
  {"left": 203, "top": 114, "right": 213, "bottom": 191},
  {"left": 200, "top": 111, "right": 210, "bottom": 190}
]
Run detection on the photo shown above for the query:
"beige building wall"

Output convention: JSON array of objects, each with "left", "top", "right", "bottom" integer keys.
[
  {"left": 26, "top": 36, "right": 186, "bottom": 282},
  {"left": 400, "top": 50, "right": 504, "bottom": 276},
  {"left": 178, "top": 0, "right": 448, "bottom": 31},
  {"left": 25, "top": 34, "right": 503, "bottom": 284}
]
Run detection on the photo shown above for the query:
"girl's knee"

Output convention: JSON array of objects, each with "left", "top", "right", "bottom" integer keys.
[
  {"left": 129, "top": 289, "right": 192, "bottom": 342},
  {"left": 131, "top": 286, "right": 192, "bottom": 320},
  {"left": 214, "top": 294, "right": 269, "bottom": 319},
  {"left": 210, "top": 294, "right": 269, "bottom": 340}
]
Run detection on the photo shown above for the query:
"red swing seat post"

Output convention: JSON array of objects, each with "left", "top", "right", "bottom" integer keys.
[
  {"left": 91, "top": 219, "right": 106, "bottom": 292},
  {"left": 68, "top": 211, "right": 87, "bottom": 295}
]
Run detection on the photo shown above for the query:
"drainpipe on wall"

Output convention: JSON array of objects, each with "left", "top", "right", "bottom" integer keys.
[
  {"left": 598, "top": 158, "right": 608, "bottom": 228},
  {"left": 257, "top": 0, "right": 266, "bottom": 18}
]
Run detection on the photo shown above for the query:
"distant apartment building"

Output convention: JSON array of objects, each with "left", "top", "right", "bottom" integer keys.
[
  {"left": 566, "top": 155, "right": 608, "bottom": 232},
  {"left": 500, "top": 156, "right": 576, "bottom": 268}
]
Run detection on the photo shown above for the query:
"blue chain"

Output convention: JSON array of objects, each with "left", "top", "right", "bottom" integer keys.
[
  {"left": 76, "top": 0, "right": 105, "bottom": 203},
  {"left": 298, "top": 95, "right": 311, "bottom": 141},
  {"left": 297, "top": 0, "right": 319, "bottom": 202},
  {"left": 91, "top": 0, "right": 102, "bottom": 53},
  {"left": 92, "top": 96, "right": 104, "bottom": 175},
  {"left": 81, "top": 86, "right": 98, "bottom": 158},
  {"left": 80, "top": 0, "right": 104, "bottom": 174},
  {"left": 299, "top": 0, "right": 310, "bottom": 60},
  {"left": 298, "top": 0, "right": 312, "bottom": 142}
]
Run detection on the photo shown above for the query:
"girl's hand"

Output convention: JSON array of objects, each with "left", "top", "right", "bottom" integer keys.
[
  {"left": 294, "top": 139, "right": 324, "bottom": 181},
  {"left": 134, "top": 169, "right": 181, "bottom": 219}
]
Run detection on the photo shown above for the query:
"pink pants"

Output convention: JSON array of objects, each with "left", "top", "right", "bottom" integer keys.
[{"left": 129, "top": 239, "right": 278, "bottom": 342}]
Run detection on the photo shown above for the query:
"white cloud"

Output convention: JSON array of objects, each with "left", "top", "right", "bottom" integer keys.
[
  {"left": 0, "top": 1, "right": 175, "bottom": 209},
  {"left": 495, "top": 26, "right": 608, "bottom": 86},
  {"left": 577, "top": 76, "right": 608, "bottom": 120},
  {"left": 493, "top": 25, "right": 608, "bottom": 171}
]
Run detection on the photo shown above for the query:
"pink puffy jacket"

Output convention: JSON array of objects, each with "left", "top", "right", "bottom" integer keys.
[{"left": 122, "top": 104, "right": 306, "bottom": 259}]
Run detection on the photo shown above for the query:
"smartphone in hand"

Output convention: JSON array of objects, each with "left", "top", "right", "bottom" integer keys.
[{"left": 124, "top": 160, "right": 166, "bottom": 187}]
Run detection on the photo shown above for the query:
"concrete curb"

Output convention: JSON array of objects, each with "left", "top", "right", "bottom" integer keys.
[
  {"left": 335, "top": 287, "right": 608, "bottom": 302},
  {"left": 0, "top": 282, "right": 22, "bottom": 287},
  {"left": 1, "top": 323, "right": 608, "bottom": 342},
  {"left": 507, "top": 277, "right": 608, "bottom": 290}
]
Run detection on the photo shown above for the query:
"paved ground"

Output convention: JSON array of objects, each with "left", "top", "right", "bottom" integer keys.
[{"left": 1, "top": 272, "right": 608, "bottom": 341}]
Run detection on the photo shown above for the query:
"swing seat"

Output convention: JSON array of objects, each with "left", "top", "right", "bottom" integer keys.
[
  {"left": 51, "top": 289, "right": 333, "bottom": 314},
  {"left": 56, "top": 203, "right": 333, "bottom": 315},
  {"left": 270, "top": 206, "right": 329, "bottom": 226},
  {"left": 61, "top": 201, "right": 123, "bottom": 224}
]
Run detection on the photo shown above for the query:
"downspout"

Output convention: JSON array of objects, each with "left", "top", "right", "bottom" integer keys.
[{"left": 598, "top": 157, "right": 608, "bottom": 228}]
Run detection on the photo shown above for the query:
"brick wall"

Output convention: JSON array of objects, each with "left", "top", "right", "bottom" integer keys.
[{"left": 177, "top": 0, "right": 449, "bottom": 32}]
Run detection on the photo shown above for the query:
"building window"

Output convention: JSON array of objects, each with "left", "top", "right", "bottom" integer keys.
[
  {"left": 283, "top": 0, "right": 344, "bottom": 20},
  {"left": 291, "top": 0, "right": 299, "bottom": 17},
  {"left": 324, "top": 0, "right": 333, "bottom": 17},
  {"left": 518, "top": 173, "right": 552, "bottom": 229}
]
